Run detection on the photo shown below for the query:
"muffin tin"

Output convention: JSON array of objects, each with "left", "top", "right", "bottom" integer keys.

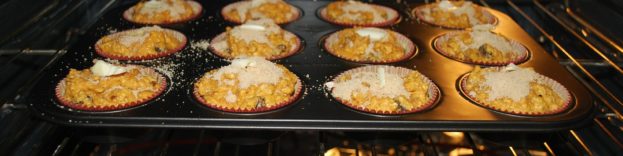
[{"left": 27, "top": 0, "right": 593, "bottom": 131}]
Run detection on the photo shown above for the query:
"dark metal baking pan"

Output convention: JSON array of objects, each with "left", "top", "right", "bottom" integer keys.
[{"left": 26, "top": 0, "right": 594, "bottom": 131}]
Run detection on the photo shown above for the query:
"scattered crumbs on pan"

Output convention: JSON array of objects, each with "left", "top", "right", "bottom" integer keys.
[
  {"left": 106, "top": 27, "right": 118, "bottom": 33},
  {"left": 191, "top": 39, "right": 211, "bottom": 50},
  {"left": 94, "top": 25, "right": 118, "bottom": 36},
  {"left": 301, "top": 88, "right": 308, "bottom": 99},
  {"left": 152, "top": 62, "right": 179, "bottom": 79}
]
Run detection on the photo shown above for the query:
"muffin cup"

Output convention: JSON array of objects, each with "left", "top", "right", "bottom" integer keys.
[
  {"left": 221, "top": 1, "right": 300, "bottom": 24},
  {"left": 458, "top": 70, "right": 573, "bottom": 116},
  {"left": 209, "top": 31, "right": 302, "bottom": 60},
  {"left": 328, "top": 66, "right": 440, "bottom": 115},
  {"left": 318, "top": 4, "right": 399, "bottom": 27},
  {"left": 193, "top": 75, "right": 303, "bottom": 113},
  {"left": 123, "top": 1, "right": 203, "bottom": 25},
  {"left": 95, "top": 28, "right": 187, "bottom": 61},
  {"left": 433, "top": 31, "right": 529, "bottom": 66},
  {"left": 413, "top": 3, "right": 497, "bottom": 29},
  {"left": 55, "top": 67, "right": 167, "bottom": 112},
  {"left": 323, "top": 28, "right": 415, "bottom": 64}
]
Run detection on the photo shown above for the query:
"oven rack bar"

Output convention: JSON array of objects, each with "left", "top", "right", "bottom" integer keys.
[
  {"left": 28, "top": 129, "right": 594, "bottom": 156},
  {"left": 0, "top": 0, "right": 116, "bottom": 107},
  {"left": 563, "top": 0, "right": 623, "bottom": 56},
  {"left": 0, "top": 49, "right": 60, "bottom": 56},
  {"left": 501, "top": 0, "right": 623, "bottom": 154},
  {"left": 558, "top": 59, "right": 623, "bottom": 67},
  {"left": 506, "top": 0, "right": 623, "bottom": 121},
  {"left": 533, "top": 0, "right": 623, "bottom": 75},
  {"left": 0, "top": 0, "right": 61, "bottom": 46},
  {"left": 1, "top": 0, "right": 621, "bottom": 155},
  {"left": 532, "top": 0, "right": 623, "bottom": 112},
  {"left": 317, "top": 132, "right": 562, "bottom": 156},
  {"left": 507, "top": 0, "right": 621, "bottom": 116}
]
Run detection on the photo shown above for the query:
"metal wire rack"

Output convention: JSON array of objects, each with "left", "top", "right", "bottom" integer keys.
[{"left": 1, "top": 0, "right": 622, "bottom": 155}]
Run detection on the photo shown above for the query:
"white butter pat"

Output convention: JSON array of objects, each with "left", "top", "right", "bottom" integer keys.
[
  {"left": 502, "top": 63, "right": 518, "bottom": 72},
  {"left": 231, "top": 58, "right": 257, "bottom": 68},
  {"left": 356, "top": 28, "right": 388, "bottom": 41},
  {"left": 90, "top": 60, "right": 128, "bottom": 77},
  {"left": 325, "top": 82, "right": 335, "bottom": 89},
  {"left": 438, "top": 0, "right": 455, "bottom": 10},
  {"left": 239, "top": 23, "right": 266, "bottom": 31},
  {"left": 377, "top": 67, "right": 386, "bottom": 87}
]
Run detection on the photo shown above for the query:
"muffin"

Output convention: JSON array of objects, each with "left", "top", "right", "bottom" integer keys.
[
  {"left": 325, "top": 66, "right": 439, "bottom": 115},
  {"left": 221, "top": 0, "right": 299, "bottom": 24},
  {"left": 320, "top": 1, "right": 399, "bottom": 27},
  {"left": 95, "top": 26, "right": 187, "bottom": 60},
  {"left": 55, "top": 60, "right": 167, "bottom": 111},
  {"left": 460, "top": 64, "right": 572, "bottom": 115},
  {"left": 414, "top": 0, "right": 496, "bottom": 29},
  {"left": 210, "top": 19, "right": 301, "bottom": 60},
  {"left": 434, "top": 25, "right": 528, "bottom": 65},
  {"left": 123, "top": 0, "right": 202, "bottom": 25},
  {"left": 324, "top": 27, "right": 415, "bottom": 63},
  {"left": 193, "top": 57, "right": 302, "bottom": 112}
]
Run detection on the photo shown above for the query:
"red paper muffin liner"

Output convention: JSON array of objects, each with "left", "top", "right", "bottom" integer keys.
[
  {"left": 433, "top": 31, "right": 529, "bottom": 66},
  {"left": 323, "top": 28, "right": 416, "bottom": 64},
  {"left": 123, "top": 0, "right": 203, "bottom": 25},
  {"left": 458, "top": 70, "right": 573, "bottom": 116},
  {"left": 95, "top": 27, "right": 187, "bottom": 61},
  {"left": 221, "top": 1, "right": 300, "bottom": 24},
  {"left": 327, "top": 66, "right": 440, "bottom": 115},
  {"left": 413, "top": 3, "right": 497, "bottom": 29},
  {"left": 318, "top": 4, "right": 399, "bottom": 27},
  {"left": 209, "top": 30, "right": 302, "bottom": 60},
  {"left": 193, "top": 73, "right": 303, "bottom": 113},
  {"left": 55, "top": 67, "right": 168, "bottom": 112}
]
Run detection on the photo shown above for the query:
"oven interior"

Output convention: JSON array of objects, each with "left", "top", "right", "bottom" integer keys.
[{"left": 1, "top": 0, "right": 623, "bottom": 155}]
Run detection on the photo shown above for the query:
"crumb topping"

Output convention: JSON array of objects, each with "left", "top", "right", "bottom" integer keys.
[
  {"left": 481, "top": 64, "right": 538, "bottom": 102},
  {"left": 210, "top": 57, "right": 284, "bottom": 89}
]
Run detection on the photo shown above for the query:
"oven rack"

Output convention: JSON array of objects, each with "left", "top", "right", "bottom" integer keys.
[{"left": 0, "top": 0, "right": 622, "bottom": 155}]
